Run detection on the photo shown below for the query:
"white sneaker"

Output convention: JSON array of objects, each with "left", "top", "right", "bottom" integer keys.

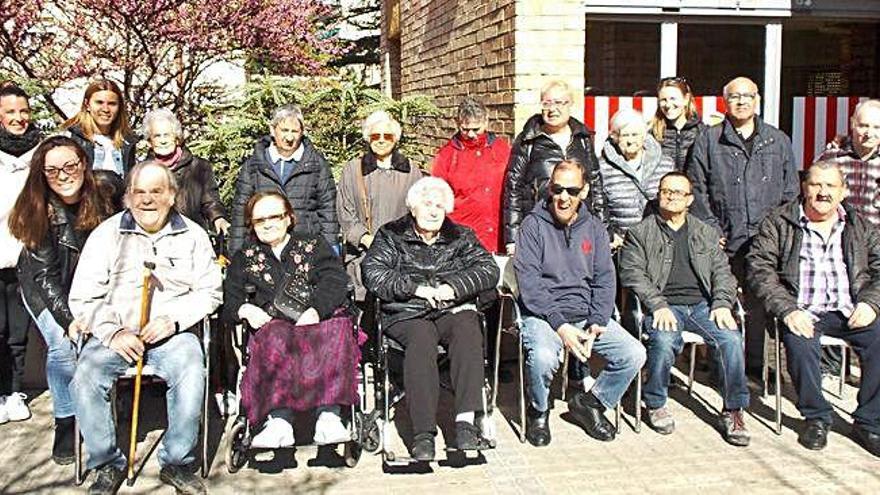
[
  {"left": 313, "top": 409, "right": 349, "bottom": 445},
  {"left": 4, "top": 393, "right": 30, "bottom": 422},
  {"left": 0, "top": 396, "right": 8, "bottom": 425},
  {"left": 251, "top": 416, "right": 294, "bottom": 449}
]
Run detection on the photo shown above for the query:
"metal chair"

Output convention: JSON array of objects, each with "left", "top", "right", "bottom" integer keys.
[
  {"left": 767, "top": 318, "right": 850, "bottom": 435},
  {"left": 74, "top": 315, "right": 214, "bottom": 485},
  {"left": 632, "top": 294, "right": 747, "bottom": 433}
]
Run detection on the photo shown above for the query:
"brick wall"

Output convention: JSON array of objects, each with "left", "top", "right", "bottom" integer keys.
[{"left": 381, "top": 0, "right": 517, "bottom": 160}]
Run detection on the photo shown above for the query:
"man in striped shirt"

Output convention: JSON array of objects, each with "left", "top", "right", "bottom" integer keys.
[{"left": 748, "top": 160, "right": 880, "bottom": 456}]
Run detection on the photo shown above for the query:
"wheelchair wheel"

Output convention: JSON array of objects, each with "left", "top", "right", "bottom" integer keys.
[
  {"left": 225, "top": 419, "right": 249, "bottom": 473},
  {"left": 343, "top": 441, "right": 362, "bottom": 467},
  {"left": 361, "top": 413, "right": 382, "bottom": 453}
]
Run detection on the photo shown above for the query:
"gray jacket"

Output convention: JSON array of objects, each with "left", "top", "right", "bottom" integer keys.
[
  {"left": 69, "top": 210, "right": 223, "bottom": 345},
  {"left": 598, "top": 134, "right": 670, "bottom": 236},
  {"left": 619, "top": 212, "right": 738, "bottom": 314},
  {"left": 336, "top": 151, "right": 422, "bottom": 300}
]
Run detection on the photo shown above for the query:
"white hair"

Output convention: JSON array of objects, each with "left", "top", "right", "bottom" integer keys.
[
  {"left": 361, "top": 110, "right": 402, "bottom": 142},
  {"left": 852, "top": 99, "right": 880, "bottom": 126},
  {"left": 142, "top": 108, "right": 184, "bottom": 141},
  {"left": 406, "top": 177, "right": 455, "bottom": 214},
  {"left": 609, "top": 108, "right": 647, "bottom": 135},
  {"left": 540, "top": 79, "right": 574, "bottom": 103},
  {"left": 270, "top": 104, "right": 305, "bottom": 128}
]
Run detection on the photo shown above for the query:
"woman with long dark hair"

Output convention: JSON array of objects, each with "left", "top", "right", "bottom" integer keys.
[
  {"left": 62, "top": 79, "right": 137, "bottom": 177},
  {"left": 9, "top": 136, "right": 118, "bottom": 464}
]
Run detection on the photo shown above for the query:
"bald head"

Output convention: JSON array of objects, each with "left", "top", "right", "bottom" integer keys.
[{"left": 723, "top": 77, "right": 760, "bottom": 125}]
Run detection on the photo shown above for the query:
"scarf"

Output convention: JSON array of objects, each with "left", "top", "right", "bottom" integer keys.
[
  {"left": 154, "top": 146, "right": 183, "bottom": 169},
  {"left": 459, "top": 132, "right": 488, "bottom": 150},
  {"left": 0, "top": 124, "right": 42, "bottom": 157}
]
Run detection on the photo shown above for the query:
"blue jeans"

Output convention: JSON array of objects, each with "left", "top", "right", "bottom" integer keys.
[
  {"left": 23, "top": 302, "right": 77, "bottom": 418},
  {"left": 642, "top": 301, "right": 749, "bottom": 411},
  {"left": 70, "top": 332, "right": 205, "bottom": 470},
  {"left": 521, "top": 316, "right": 645, "bottom": 412}
]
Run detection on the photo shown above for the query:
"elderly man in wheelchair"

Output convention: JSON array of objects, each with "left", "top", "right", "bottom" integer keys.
[
  {"left": 362, "top": 177, "right": 499, "bottom": 462},
  {"left": 618, "top": 170, "right": 750, "bottom": 446},
  {"left": 68, "top": 162, "right": 223, "bottom": 495}
]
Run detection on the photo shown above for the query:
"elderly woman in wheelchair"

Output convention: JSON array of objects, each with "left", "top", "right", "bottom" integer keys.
[
  {"left": 362, "top": 177, "right": 499, "bottom": 462},
  {"left": 223, "top": 191, "right": 360, "bottom": 454}
]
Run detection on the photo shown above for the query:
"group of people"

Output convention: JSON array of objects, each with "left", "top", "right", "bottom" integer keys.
[{"left": 0, "top": 70, "right": 879, "bottom": 495}]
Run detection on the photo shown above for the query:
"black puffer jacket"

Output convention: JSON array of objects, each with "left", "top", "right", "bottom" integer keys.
[
  {"left": 145, "top": 147, "right": 226, "bottom": 231},
  {"left": 362, "top": 214, "right": 499, "bottom": 328},
  {"left": 658, "top": 116, "right": 706, "bottom": 171},
  {"left": 746, "top": 200, "right": 880, "bottom": 320},
  {"left": 686, "top": 116, "right": 798, "bottom": 255},
  {"left": 230, "top": 136, "right": 338, "bottom": 253},
  {"left": 18, "top": 198, "right": 91, "bottom": 330},
  {"left": 503, "top": 114, "right": 607, "bottom": 244},
  {"left": 66, "top": 124, "right": 138, "bottom": 176}
]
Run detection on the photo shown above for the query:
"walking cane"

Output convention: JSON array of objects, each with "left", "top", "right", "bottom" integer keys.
[{"left": 127, "top": 261, "right": 155, "bottom": 485}]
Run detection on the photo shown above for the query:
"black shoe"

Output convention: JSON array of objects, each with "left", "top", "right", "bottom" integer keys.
[
  {"left": 525, "top": 408, "right": 551, "bottom": 447},
  {"left": 88, "top": 465, "right": 125, "bottom": 495},
  {"left": 799, "top": 419, "right": 830, "bottom": 450},
  {"left": 455, "top": 421, "right": 492, "bottom": 451},
  {"left": 52, "top": 416, "right": 75, "bottom": 465},
  {"left": 411, "top": 433, "right": 435, "bottom": 462},
  {"left": 567, "top": 391, "right": 616, "bottom": 442},
  {"left": 159, "top": 464, "right": 206, "bottom": 495},
  {"left": 852, "top": 424, "right": 880, "bottom": 457}
]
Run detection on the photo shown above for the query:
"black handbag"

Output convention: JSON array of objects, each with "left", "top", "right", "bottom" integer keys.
[{"left": 273, "top": 273, "right": 312, "bottom": 322}]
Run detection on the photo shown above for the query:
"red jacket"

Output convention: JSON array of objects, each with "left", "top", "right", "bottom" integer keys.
[{"left": 432, "top": 132, "right": 511, "bottom": 253}]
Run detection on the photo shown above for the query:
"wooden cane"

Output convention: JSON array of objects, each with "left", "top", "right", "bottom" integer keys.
[{"left": 127, "top": 261, "right": 155, "bottom": 485}]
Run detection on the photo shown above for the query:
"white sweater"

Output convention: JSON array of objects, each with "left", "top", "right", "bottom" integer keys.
[{"left": 0, "top": 147, "right": 34, "bottom": 269}]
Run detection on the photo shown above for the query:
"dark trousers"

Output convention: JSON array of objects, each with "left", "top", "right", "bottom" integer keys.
[
  {"left": 783, "top": 311, "right": 880, "bottom": 433},
  {"left": 385, "top": 310, "right": 484, "bottom": 436},
  {"left": 730, "top": 245, "right": 769, "bottom": 373},
  {"left": 0, "top": 268, "right": 28, "bottom": 395}
]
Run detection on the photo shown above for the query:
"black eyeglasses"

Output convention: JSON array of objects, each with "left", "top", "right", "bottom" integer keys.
[
  {"left": 44, "top": 160, "right": 82, "bottom": 179},
  {"left": 549, "top": 184, "right": 583, "bottom": 196}
]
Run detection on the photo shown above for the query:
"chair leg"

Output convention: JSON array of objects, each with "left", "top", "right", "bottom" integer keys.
[
  {"left": 774, "top": 334, "right": 783, "bottom": 435},
  {"left": 517, "top": 334, "right": 526, "bottom": 444},
  {"left": 688, "top": 343, "right": 696, "bottom": 396},
  {"left": 838, "top": 344, "right": 846, "bottom": 398},
  {"left": 491, "top": 308, "right": 503, "bottom": 411},
  {"left": 201, "top": 362, "right": 210, "bottom": 477},
  {"left": 615, "top": 403, "right": 621, "bottom": 434},
  {"left": 634, "top": 369, "right": 642, "bottom": 433},
  {"left": 561, "top": 351, "right": 569, "bottom": 402}
]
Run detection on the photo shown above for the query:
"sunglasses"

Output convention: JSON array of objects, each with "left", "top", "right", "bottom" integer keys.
[
  {"left": 549, "top": 184, "right": 584, "bottom": 196},
  {"left": 252, "top": 213, "right": 288, "bottom": 226},
  {"left": 369, "top": 133, "right": 395, "bottom": 142}
]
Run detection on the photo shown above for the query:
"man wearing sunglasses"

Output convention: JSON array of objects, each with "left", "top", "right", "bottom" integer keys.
[
  {"left": 687, "top": 76, "right": 798, "bottom": 379},
  {"left": 619, "top": 171, "right": 750, "bottom": 446},
  {"left": 514, "top": 160, "right": 645, "bottom": 447}
]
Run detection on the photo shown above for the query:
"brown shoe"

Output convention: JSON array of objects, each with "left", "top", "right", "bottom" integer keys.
[
  {"left": 646, "top": 406, "right": 675, "bottom": 435},
  {"left": 719, "top": 409, "right": 750, "bottom": 447}
]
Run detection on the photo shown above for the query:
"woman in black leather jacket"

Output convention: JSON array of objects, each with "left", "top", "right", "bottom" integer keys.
[
  {"left": 9, "top": 136, "right": 118, "bottom": 464},
  {"left": 362, "top": 177, "right": 499, "bottom": 461}
]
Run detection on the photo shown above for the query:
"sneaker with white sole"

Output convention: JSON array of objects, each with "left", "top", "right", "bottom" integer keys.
[
  {"left": 251, "top": 415, "right": 294, "bottom": 449},
  {"left": 0, "top": 396, "right": 8, "bottom": 425},
  {"left": 5, "top": 392, "right": 30, "bottom": 422},
  {"left": 313, "top": 410, "right": 349, "bottom": 445}
]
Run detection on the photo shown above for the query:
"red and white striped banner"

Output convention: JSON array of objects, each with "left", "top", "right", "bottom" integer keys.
[
  {"left": 584, "top": 95, "right": 727, "bottom": 154},
  {"left": 792, "top": 96, "right": 868, "bottom": 168}
]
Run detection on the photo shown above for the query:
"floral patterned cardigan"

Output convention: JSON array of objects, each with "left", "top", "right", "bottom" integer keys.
[{"left": 222, "top": 231, "right": 350, "bottom": 326}]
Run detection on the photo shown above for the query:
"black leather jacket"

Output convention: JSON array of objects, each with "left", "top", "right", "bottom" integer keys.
[
  {"left": 362, "top": 214, "right": 499, "bottom": 328},
  {"left": 17, "top": 199, "right": 89, "bottom": 329},
  {"left": 503, "top": 114, "right": 607, "bottom": 244}
]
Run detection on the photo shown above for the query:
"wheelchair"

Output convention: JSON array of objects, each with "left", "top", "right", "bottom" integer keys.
[
  {"left": 361, "top": 296, "right": 498, "bottom": 465},
  {"left": 73, "top": 315, "right": 215, "bottom": 486},
  {"left": 224, "top": 284, "right": 370, "bottom": 472}
]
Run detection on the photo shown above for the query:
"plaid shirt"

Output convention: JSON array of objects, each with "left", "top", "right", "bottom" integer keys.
[
  {"left": 797, "top": 205, "right": 854, "bottom": 318},
  {"left": 819, "top": 139, "right": 880, "bottom": 226}
]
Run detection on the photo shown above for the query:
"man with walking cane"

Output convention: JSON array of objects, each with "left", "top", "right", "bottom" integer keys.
[{"left": 69, "top": 161, "right": 222, "bottom": 495}]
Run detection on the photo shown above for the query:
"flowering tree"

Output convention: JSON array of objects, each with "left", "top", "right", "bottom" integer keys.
[{"left": 0, "top": 0, "right": 348, "bottom": 125}]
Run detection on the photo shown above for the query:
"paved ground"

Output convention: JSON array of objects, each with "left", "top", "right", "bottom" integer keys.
[{"left": 2, "top": 362, "right": 879, "bottom": 495}]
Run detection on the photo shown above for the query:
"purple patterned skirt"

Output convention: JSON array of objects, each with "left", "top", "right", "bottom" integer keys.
[{"left": 239, "top": 313, "right": 364, "bottom": 425}]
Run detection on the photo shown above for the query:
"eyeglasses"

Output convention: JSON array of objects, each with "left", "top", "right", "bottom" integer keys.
[
  {"left": 252, "top": 213, "right": 288, "bottom": 226},
  {"left": 369, "top": 133, "right": 395, "bottom": 142},
  {"left": 726, "top": 93, "right": 757, "bottom": 103},
  {"left": 541, "top": 99, "right": 571, "bottom": 110},
  {"left": 44, "top": 160, "right": 82, "bottom": 179},
  {"left": 659, "top": 188, "right": 692, "bottom": 199},
  {"left": 549, "top": 184, "right": 583, "bottom": 196}
]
